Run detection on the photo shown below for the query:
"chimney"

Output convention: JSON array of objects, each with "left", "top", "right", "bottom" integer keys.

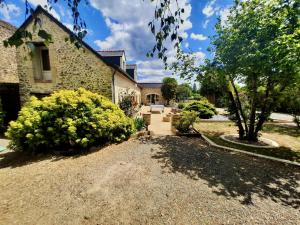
[{"left": 126, "top": 64, "right": 137, "bottom": 81}]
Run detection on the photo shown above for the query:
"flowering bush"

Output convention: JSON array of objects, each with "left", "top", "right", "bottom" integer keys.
[{"left": 6, "top": 88, "right": 135, "bottom": 153}]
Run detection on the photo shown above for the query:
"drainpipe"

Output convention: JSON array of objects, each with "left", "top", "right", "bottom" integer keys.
[{"left": 112, "top": 69, "right": 117, "bottom": 103}]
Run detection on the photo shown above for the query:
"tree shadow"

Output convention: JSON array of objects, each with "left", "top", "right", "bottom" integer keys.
[
  {"left": 151, "top": 136, "right": 300, "bottom": 208},
  {"left": 263, "top": 123, "right": 300, "bottom": 137},
  {"left": 0, "top": 143, "right": 110, "bottom": 169}
]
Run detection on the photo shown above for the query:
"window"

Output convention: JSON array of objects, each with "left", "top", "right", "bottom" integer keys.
[
  {"left": 41, "top": 49, "right": 51, "bottom": 71},
  {"left": 32, "top": 43, "right": 52, "bottom": 82}
]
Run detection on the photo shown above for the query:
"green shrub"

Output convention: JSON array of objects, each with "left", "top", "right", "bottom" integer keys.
[
  {"left": 175, "top": 111, "right": 198, "bottom": 133},
  {"left": 5, "top": 88, "right": 135, "bottom": 153},
  {"left": 134, "top": 117, "right": 146, "bottom": 131},
  {"left": 184, "top": 100, "right": 217, "bottom": 119},
  {"left": 178, "top": 102, "right": 187, "bottom": 109}
]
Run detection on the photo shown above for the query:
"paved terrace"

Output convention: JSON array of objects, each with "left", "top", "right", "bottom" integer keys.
[{"left": 140, "top": 106, "right": 175, "bottom": 136}]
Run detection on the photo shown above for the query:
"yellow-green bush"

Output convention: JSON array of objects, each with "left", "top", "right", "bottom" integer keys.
[{"left": 6, "top": 88, "right": 135, "bottom": 153}]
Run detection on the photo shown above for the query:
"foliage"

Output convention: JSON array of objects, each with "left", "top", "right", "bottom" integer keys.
[
  {"left": 198, "top": 69, "right": 227, "bottom": 107},
  {"left": 278, "top": 82, "right": 300, "bottom": 128},
  {"left": 190, "top": 93, "right": 204, "bottom": 101},
  {"left": 147, "top": 1, "right": 187, "bottom": 66},
  {"left": 0, "top": 99, "right": 5, "bottom": 133},
  {"left": 184, "top": 100, "right": 217, "bottom": 119},
  {"left": 119, "top": 90, "right": 137, "bottom": 117},
  {"left": 192, "top": 83, "right": 197, "bottom": 93},
  {"left": 157, "top": 0, "right": 300, "bottom": 141},
  {"left": 175, "top": 111, "right": 198, "bottom": 133},
  {"left": 177, "top": 102, "right": 187, "bottom": 109},
  {"left": 2, "top": 1, "right": 87, "bottom": 49},
  {"left": 5, "top": 88, "right": 135, "bottom": 153},
  {"left": 170, "top": 50, "right": 201, "bottom": 80},
  {"left": 176, "top": 83, "right": 192, "bottom": 101},
  {"left": 161, "top": 77, "right": 178, "bottom": 105},
  {"left": 203, "top": 0, "right": 299, "bottom": 141},
  {"left": 134, "top": 117, "right": 146, "bottom": 131}
]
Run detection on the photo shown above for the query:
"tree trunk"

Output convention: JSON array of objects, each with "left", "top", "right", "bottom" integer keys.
[
  {"left": 247, "top": 75, "right": 258, "bottom": 141},
  {"left": 227, "top": 90, "right": 245, "bottom": 139},
  {"left": 230, "top": 78, "right": 249, "bottom": 135}
]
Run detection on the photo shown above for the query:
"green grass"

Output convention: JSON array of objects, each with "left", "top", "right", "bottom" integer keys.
[{"left": 205, "top": 133, "right": 300, "bottom": 162}]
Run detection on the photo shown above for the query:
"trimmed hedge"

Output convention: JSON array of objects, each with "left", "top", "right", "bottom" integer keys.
[
  {"left": 6, "top": 88, "right": 135, "bottom": 153},
  {"left": 184, "top": 99, "right": 217, "bottom": 119}
]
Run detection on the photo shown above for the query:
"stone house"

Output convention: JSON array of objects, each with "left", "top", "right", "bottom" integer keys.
[
  {"left": 1, "top": 6, "right": 167, "bottom": 124},
  {"left": 0, "top": 20, "right": 20, "bottom": 124},
  {"left": 14, "top": 6, "right": 141, "bottom": 106}
]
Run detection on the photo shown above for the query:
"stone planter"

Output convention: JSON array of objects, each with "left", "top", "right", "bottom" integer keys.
[
  {"left": 171, "top": 114, "right": 181, "bottom": 127},
  {"left": 142, "top": 113, "right": 151, "bottom": 126},
  {"left": 220, "top": 134, "right": 279, "bottom": 148},
  {"left": 176, "top": 128, "right": 202, "bottom": 137},
  {"left": 163, "top": 116, "right": 171, "bottom": 122}
]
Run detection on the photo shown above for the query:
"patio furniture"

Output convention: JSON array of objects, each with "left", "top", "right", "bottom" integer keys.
[{"left": 150, "top": 105, "right": 164, "bottom": 113}]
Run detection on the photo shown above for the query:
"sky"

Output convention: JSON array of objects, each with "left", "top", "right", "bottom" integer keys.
[{"left": 0, "top": 0, "right": 233, "bottom": 83}]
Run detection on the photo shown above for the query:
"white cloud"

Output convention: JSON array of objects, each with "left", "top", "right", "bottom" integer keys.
[
  {"left": 219, "top": 8, "right": 231, "bottom": 27},
  {"left": 193, "top": 51, "right": 206, "bottom": 63},
  {"left": 90, "top": 0, "right": 193, "bottom": 82},
  {"left": 0, "top": 3, "right": 21, "bottom": 21},
  {"left": 190, "top": 33, "right": 208, "bottom": 41},
  {"left": 202, "top": 19, "right": 210, "bottom": 29},
  {"left": 28, "top": 0, "right": 61, "bottom": 21},
  {"left": 202, "top": 0, "right": 219, "bottom": 17}
]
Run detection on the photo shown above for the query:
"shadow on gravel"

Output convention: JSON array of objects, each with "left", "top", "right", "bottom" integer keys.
[
  {"left": 0, "top": 144, "right": 110, "bottom": 169},
  {"left": 151, "top": 136, "right": 300, "bottom": 209}
]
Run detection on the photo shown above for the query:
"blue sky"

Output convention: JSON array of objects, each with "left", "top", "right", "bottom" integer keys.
[{"left": 0, "top": 0, "right": 233, "bottom": 83}]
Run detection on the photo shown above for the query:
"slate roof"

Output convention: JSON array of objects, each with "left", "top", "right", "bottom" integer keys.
[
  {"left": 98, "top": 50, "right": 125, "bottom": 57},
  {"left": 126, "top": 64, "right": 137, "bottom": 69},
  {"left": 138, "top": 83, "right": 163, "bottom": 88}
]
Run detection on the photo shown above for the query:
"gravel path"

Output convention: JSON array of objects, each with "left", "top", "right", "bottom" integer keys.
[{"left": 0, "top": 136, "right": 299, "bottom": 225}]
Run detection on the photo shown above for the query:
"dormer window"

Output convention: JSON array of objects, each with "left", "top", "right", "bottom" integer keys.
[{"left": 32, "top": 43, "right": 52, "bottom": 82}]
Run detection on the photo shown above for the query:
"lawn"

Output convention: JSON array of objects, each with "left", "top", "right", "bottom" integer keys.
[{"left": 194, "top": 121, "right": 300, "bottom": 162}]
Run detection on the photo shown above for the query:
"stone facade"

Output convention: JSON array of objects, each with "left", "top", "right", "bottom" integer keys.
[
  {"left": 0, "top": 20, "right": 18, "bottom": 84},
  {"left": 139, "top": 83, "right": 165, "bottom": 105},
  {"left": 17, "top": 9, "right": 114, "bottom": 104},
  {"left": 114, "top": 72, "right": 141, "bottom": 105}
]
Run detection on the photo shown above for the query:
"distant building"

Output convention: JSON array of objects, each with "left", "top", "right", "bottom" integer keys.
[{"left": 138, "top": 83, "right": 165, "bottom": 105}]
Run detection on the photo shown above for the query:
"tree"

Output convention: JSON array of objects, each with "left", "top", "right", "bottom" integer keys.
[
  {"left": 198, "top": 68, "right": 227, "bottom": 107},
  {"left": 161, "top": 77, "right": 178, "bottom": 105},
  {"left": 160, "top": 0, "right": 299, "bottom": 141},
  {"left": 176, "top": 83, "right": 192, "bottom": 101},
  {"left": 206, "top": 0, "right": 300, "bottom": 141},
  {"left": 192, "top": 83, "right": 197, "bottom": 93},
  {"left": 277, "top": 81, "right": 300, "bottom": 128}
]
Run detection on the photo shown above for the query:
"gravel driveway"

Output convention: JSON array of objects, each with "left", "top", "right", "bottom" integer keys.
[{"left": 0, "top": 136, "right": 299, "bottom": 225}]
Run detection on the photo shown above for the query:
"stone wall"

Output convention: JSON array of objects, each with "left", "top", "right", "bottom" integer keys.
[
  {"left": 17, "top": 12, "right": 114, "bottom": 104},
  {"left": 114, "top": 72, "right": 141, "bottom": 105},
  {"left": 0, "top": 20, "right": 18, "bottom": 84},
  {"left": 141, "top": 87, "right": 165, "bottom": 105}
]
